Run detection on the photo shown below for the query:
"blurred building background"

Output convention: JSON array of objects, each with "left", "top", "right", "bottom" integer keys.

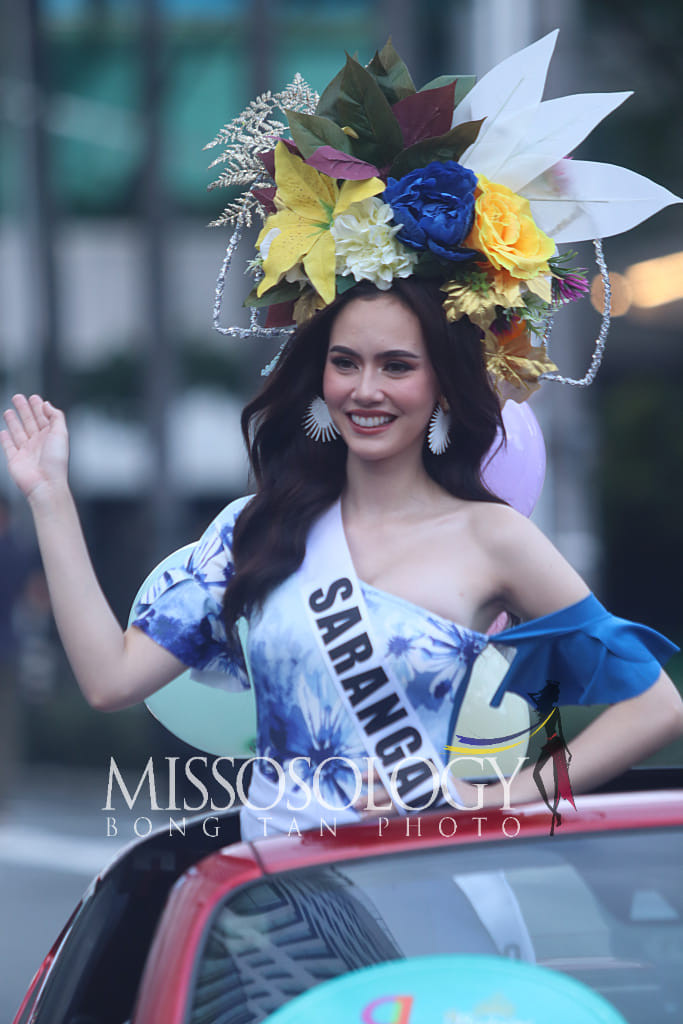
[{"left": 0, "top": 0, "right": 681, "bottom": 768}]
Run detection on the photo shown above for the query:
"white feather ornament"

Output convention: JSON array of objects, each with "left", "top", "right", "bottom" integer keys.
[
  {"left": 302, "top": 397, "right": 340, "bottom": 443},
  {"left": 427, "top": 404, "right": 451, "bottom": 455}
]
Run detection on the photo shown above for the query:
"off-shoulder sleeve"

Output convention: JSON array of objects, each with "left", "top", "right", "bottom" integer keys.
[
  {"left": 488, "top": 594, "right": 679, "bottom": 708},
  {"left": 131, "top": 495, "right": 253, "bottom": 691}
]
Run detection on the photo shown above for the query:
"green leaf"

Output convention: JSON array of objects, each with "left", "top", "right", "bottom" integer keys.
[
  {"left": 336, "top": 55, "right": 404, "bottom": 166},
  {"left": 244, "top": 280, "right": 303, "bottom": 308},
  {"left": 420, "top": 74, "right": 476, "bottom": 111},
  {"left": 315, "top": 63, "right": 346, "bottom": 121},
  {"left": 367, "top": 38, "right": 416, "bottom": 103},
  {"left": 411, "top": 251, "right": 451, "bottom": 279},
  {"left": 286, "top": 111, "right": 352, "bottom": 160},
  {"left": 335, "top": 274, "right": 359, "bottom": 294},
  {"left": 388, "top": 119, "right": 484, "bottom": 178}
]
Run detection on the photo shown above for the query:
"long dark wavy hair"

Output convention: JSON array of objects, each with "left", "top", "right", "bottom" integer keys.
[{"left": 222, "top": 278, "right": 506, "bottom": 633}]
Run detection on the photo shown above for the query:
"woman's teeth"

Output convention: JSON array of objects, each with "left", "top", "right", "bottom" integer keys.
[{"left": 350, "top": 414, "right": 393, "bottom": 427}]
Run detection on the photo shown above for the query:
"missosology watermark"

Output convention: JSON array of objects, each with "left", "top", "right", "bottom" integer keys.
[{"left": 101, "top": 753, "right": 527, "bottom": 840}]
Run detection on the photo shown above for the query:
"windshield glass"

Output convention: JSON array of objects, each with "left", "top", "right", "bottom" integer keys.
[{"left": 188, "top": 828, "right": 683, "bottom": 1024}]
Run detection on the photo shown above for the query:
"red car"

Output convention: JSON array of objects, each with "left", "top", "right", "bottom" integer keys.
[{"left": 13, "top": 771, "right": 683, "bottom": 1024}]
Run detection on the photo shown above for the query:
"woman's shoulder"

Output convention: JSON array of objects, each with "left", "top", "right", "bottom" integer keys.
[
  {"left": 193, "top": 495, "right": 255, "bottom": 560},
  {"left": 209, "top": 494, "right": 255, "bottom": 533},
  {"left": 460, "top": 499, "right": 589, "bottom": 617},
  {"left": 420, "top": 493, "right": 531, "bottom": 554},
  {"left": 452, "top": 498, "right": 535, "bottom": 548},
  {"left": 456, "top": 498, "right": 569, "bottom": 573}
]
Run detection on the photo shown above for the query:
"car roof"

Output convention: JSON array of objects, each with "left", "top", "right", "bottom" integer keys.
[
  {"left": 131, "top": 787, "right": 683, "bottom": 1024},
  {"left": 220, "top": 787, "right": 683, "bottom": 875}
]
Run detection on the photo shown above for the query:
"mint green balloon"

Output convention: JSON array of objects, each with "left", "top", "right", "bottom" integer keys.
[{"left": 263, "top": 955, "right": 628, "bottom": 1024}]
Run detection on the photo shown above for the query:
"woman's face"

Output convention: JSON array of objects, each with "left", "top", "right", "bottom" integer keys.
[{"left": 322, "top": 294, "right": 440, "bottom": 465}]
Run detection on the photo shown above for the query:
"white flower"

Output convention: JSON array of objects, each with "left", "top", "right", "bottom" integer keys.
[
  {"left": 330, "top": 197, "right": 417, "bottom": 289},
  {"left": 452, "top": 30, "right": 680, "bottom": 242}
]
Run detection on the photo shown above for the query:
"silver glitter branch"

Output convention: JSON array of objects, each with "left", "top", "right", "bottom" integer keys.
[
  {"left": 540, "top": 239, "right": 612, "bottom": 387},
  {"left": 205, "top": 73, "right": 319, "bottom": 230}
]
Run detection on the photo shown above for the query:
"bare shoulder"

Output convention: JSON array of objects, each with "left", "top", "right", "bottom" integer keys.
[
  {"left": 460, "top": 500, "right": 590, "bottom": 620},
  {"left": 431, "top": 495, "right": 531, "bottom": 550},
  {"left": 460, "top": 499, "right": 537, "bottom": 550}
]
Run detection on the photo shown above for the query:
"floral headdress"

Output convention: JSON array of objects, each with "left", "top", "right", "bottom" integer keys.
[{"left": 206, "top": 31, "right": 680, "bottom": 402}]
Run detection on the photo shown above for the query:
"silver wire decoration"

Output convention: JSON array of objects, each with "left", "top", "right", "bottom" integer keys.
[
  {"left": 212, "top": 220, "right": 296, "bottom": 342},
  {"left": 213, "top": 231, "right": 613, "bottom": 383},
  {"left": 540, "top": 238, "right": 611, "bottom": 387}
]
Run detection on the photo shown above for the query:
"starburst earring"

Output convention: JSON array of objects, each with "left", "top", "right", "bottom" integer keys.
[
  {"left": 427, "top": 400, "right": 450, "bottom": 455},
  {"left": 302, "top": 396, "right": 340, "bottom": 443}
]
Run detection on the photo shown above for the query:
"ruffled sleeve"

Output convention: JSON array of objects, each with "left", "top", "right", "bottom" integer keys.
[
  {"left": 487, "top": 594, "right": 678, "bottom": 709},
  {"left": 131, "top": 495, "right": 253, "bottom": 691}
]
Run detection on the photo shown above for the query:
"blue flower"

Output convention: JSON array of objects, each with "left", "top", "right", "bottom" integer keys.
[
  {"left": 383, "top": 161, "right": 478, "bottom": 261},
  {"left": 386, "top": 635, "right": 414, "bottom": 658}
]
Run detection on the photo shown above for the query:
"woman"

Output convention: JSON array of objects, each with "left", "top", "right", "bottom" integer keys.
[
  {"left": 2, "top": 278, "right": 681, "bottom": 838},
  {"left": 4, "top": 32, "right": 683, "bottom": 835}
]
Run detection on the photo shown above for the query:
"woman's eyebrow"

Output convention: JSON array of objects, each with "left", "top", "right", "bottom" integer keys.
[{"left": 329, "top": 344, "right": 421, "bottom": 359}]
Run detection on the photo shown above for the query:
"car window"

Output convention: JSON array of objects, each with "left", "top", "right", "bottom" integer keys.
[{"left": 188, "top": 828, "right": 683, "bottom": 1024}]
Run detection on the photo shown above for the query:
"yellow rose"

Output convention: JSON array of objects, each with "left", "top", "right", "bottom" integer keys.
[{"left": 466, "top": 176, "right": 555, "bottom": 281}]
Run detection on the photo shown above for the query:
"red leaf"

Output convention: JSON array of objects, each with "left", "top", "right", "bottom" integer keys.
[
  {"left": 252, "top": 185, "right": 277, "bottom": 214},
  {"left": 258, "top": 148, "right": 276, "bottom": 178},
  {"left": 392, "top": 83, "right": 456, "bottom": 148},
  {"left": 265, "top": 301, "right": 295, "bottom": 328},
  {"left": 306, "top": 146, "right": 381, "bottom": 180},
  {"left": 258, "top": 138, "right": 301, "bottom": 178}
]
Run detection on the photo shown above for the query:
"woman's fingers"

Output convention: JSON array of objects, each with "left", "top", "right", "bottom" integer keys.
[
  {"left": 10, "top": 393, "right": 41, "bottom": 438},
  {"left": 2, "top": 405, "right": 29, "bottom": 448},
  {"left": 1, "top": 394, "right": 66, "bottom": 467},
  {"left": 29, "top": 394, "right": 49, "bottom": 430},
  {"left": 0, "top": 428, "right": 17, "bottom": 458},
  {"left": 355, "top": 767, "right": 397, "bottom": 816},
  {"left": 2, "top": 394, "right": 58, "bottom": 446},
  {"left": 1, "top": 394, "right": 69, "bottom": 498},
  {"left": 44, "top": 400, "right": 67, "bottom": 434}
]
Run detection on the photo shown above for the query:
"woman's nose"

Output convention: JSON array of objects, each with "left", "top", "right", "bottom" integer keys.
[{"left": 351, "top": 367, "right": 384, "bottom": 403}]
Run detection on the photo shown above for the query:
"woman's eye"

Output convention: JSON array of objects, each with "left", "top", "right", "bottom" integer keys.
[
  {"left": 385, "top": 361, "right": 412, "bottom": 374},
  {"left": 331, "top": 356, "right": 356, "bottom": 370}
]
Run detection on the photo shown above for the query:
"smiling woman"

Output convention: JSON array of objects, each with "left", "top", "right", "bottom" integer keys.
[
  {"left": 323, "top": 294, "right": 441, "bottom": 463},
  {"left": 1, "top": 33, "right": 682, "bottom": 843},
  {"left": 224, "top": 278, "right": 506, "bottom": 635}
]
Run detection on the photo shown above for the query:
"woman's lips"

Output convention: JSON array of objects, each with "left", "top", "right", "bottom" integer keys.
[{"left": 347, "top": 412, "right": 396, "bottom": 432}]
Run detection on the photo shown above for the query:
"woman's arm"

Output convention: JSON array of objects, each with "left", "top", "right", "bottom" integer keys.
[
  {"left": 1, "top": 394, "right": 186, "bottom": 711},
  {"left": 479, "top": 670, "right": 683, "bottom": 809},
  {"left": 470, "top": 504, "right": 683, "bottom": 804},
  {"left": 476, "top": 503, "right": 590, "bottom": 621}
]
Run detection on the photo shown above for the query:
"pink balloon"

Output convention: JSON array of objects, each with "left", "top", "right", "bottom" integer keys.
[{"left": 481, "top": 402, "right": 546, "bottom": 516}]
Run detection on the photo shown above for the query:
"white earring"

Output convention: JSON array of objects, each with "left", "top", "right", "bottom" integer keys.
[
  {"left": 427, "top": 403, "right": 451, "bottom": 455},
  {"left": 302, "top": 396, "right": 340, "bottom": 443}
]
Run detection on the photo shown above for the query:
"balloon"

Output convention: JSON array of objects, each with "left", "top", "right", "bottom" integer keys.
[
  {"left": 263, "top": 956, "right": 628, "bottom": 1024},
  {"left": 481, "top": 401, "right": 546, "bottom": 516},
  {"left": 449, "top": 643, "right": 530, "bottom": 777}
]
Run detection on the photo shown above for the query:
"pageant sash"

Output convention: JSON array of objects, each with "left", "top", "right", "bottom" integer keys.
[{"left": 298, "top": 501, "right": 460, "bottom": 814}]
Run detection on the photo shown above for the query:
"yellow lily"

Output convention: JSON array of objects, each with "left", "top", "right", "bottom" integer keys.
[{"left": 256, "top": 141, "right": 385, "bottom": 305}]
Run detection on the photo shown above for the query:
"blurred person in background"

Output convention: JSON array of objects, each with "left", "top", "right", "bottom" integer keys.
[{"left": 0, "top": 496, "right": 42, "bottom": 808}]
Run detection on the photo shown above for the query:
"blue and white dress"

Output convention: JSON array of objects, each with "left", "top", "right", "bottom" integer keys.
[{"left": 131, "top": 496, "right": 677, "bottom": 837}]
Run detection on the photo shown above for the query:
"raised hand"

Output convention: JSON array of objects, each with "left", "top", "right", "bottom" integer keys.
[{"left": 0, "top": 394, "right": 69, "bottom": 500}]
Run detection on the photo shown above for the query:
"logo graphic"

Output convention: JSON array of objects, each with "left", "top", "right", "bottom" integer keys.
[{"left": 447, "top": 680, "right": 575, "bottom": 834}]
